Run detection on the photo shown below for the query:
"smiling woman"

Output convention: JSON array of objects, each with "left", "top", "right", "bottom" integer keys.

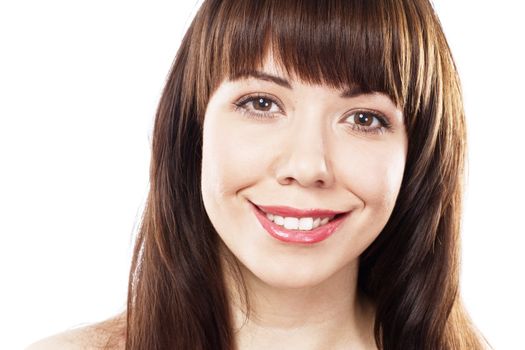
[
  {"left": 201, "top": 57, "right": 408, "bottom": 299},
  {"left": 27, "top": 0, "right": 490, "bottom": 349},
  {"left": 201, "top": 56, "right": 407, "bottom": 349}
]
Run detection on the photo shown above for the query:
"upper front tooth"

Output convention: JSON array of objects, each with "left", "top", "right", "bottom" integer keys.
[
  {"left": 298, "top": 217, "right": 314, "bottom": 230},
  {"left": 284, "top": 217, "right": 299, "bottom": 230}
]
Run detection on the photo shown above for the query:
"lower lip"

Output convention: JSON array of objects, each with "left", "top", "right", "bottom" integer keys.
[{"left": 250, "top": 202, "right": 350, "bottom": 244}]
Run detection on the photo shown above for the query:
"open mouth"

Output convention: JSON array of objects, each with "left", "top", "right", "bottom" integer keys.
[
  {"left": 259, "top": 207, "right": 346, "bottom": 231},
  {"left": 249, "top": 201, "right": 350, "bottom": 244}
]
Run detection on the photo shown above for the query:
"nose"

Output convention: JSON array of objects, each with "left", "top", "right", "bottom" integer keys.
[{"left": 275, "top": 117, "right": 335, "bottom": 189}]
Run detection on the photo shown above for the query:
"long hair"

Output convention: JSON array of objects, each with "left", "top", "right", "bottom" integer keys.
[{"left": 122, "top": 0, "right": 489, "bottom": 349}]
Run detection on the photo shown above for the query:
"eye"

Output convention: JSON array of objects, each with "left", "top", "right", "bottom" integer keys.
[
  {"left": 234, "top": 94, "right": 282, "bottom": 120},
  {"left": 343, "top": 110, "right": 392, "bottom": 134}
]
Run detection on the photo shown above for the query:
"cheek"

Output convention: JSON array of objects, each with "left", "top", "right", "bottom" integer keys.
[
  {"left": 320, "top": 140, "right": 406, "bottom": 271},
  {"left": 335, "top": 139, "right": 406, "bottom": 217},
  {"left": 201, "top": 118, "right": 268, "bottom": 202},
  {"left": 201, "top": 113, "right": 280, "bottom": 238}
]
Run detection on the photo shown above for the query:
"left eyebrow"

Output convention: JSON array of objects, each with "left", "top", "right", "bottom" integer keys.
[{"left": 230, "top": 70, "right": 365, "bottom": 99}]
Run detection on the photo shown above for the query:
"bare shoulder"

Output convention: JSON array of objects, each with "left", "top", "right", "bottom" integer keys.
[
  {"left": 26, "top": 314, "right": 126, "bottom": 350},
  {"left": 25, "top": 326, "right": 105, "bottom": 350}
]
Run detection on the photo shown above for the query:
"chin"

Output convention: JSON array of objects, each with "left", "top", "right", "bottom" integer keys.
[{"left": 240, "top": 257, "right": 346, "bottom": 290}]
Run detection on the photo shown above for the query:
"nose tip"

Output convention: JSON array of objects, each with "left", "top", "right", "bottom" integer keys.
[
  {"left": 275, "top": 133, "right": 334, "bottom": 189},
  {"left": 277, "top": 162, "right": 332, "bottom": 188}
]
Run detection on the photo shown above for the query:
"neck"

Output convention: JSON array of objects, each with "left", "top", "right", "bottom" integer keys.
[{"left": 225, "top": 259, "right": 376, "bottom": 350}]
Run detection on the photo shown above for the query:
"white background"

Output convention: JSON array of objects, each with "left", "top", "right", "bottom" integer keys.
[{"left": 0, "top": 1, "right": 523, "bottom": 349}]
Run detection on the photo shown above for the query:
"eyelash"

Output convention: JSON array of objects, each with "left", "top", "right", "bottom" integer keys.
[{"left": 233, "top": 93, "right": 392, "bottom": 135}]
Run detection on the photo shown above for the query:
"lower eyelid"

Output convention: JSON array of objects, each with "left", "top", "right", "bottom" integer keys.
[{"left": 346, "top": 124, "right": 386, "bottom": 135}]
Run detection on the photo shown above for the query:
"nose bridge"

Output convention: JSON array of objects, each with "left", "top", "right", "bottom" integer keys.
[{"left": 275, "top": 110, "right": 335, "bottom": 188}]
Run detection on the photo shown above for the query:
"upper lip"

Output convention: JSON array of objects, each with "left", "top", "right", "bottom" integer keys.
[{"left": 251, "top": 201, "right": 348, "bottom": 218}]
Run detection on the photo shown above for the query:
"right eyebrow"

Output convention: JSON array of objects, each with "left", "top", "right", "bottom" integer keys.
[{"left": 230, "top": 70, "right": 366, "bottom": 99}]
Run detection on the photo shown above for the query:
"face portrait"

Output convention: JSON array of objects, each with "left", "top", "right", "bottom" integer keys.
[{"left": 201, "top": 54, "right": 408, "bottom": 290}]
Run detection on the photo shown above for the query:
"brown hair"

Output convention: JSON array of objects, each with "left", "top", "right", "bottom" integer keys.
[{"left": 119, "top": 0, "right": 490, "bottom": 349}]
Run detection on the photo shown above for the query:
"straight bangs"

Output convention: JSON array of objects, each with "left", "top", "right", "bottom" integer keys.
[{"left": 192, "top": 0, "right": 442, "bottom": 128}]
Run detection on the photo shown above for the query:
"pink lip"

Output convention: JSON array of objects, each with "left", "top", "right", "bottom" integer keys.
[{"left": 249, "top": 202, "right": 350, "bottom": 244}]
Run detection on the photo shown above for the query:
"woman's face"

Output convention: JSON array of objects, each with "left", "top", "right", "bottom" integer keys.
[{"left": 201, "top": 57, "right": 407, "bottom": 289}]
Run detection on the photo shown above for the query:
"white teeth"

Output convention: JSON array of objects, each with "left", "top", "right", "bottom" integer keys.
[
  {"left": 284, "top": 217, "right": 299, "bottom": 230},
  {"left": 265, "top": 213, "right": 334, "bottom": 231},
  {"left": 298, "top": 217, "right": 314, "bottom": 230}
]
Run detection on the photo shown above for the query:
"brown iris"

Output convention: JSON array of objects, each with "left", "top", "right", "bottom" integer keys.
[
  {"left": 354, "top": 112, "right": 374, "bottom": 126},
  {"left": 253, "top": 97, "right": 272, "bottom": 112},
  {"left": 355, "top": 112, "right": 374, "bottom": 126}
]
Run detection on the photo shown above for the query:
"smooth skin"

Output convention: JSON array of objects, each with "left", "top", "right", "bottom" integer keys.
[
  {"left": 201, "top": 53, "right": 408, "bottom": 350},
  {"left": 25, "top": 315, "right": 125, "bottom": 349}
]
